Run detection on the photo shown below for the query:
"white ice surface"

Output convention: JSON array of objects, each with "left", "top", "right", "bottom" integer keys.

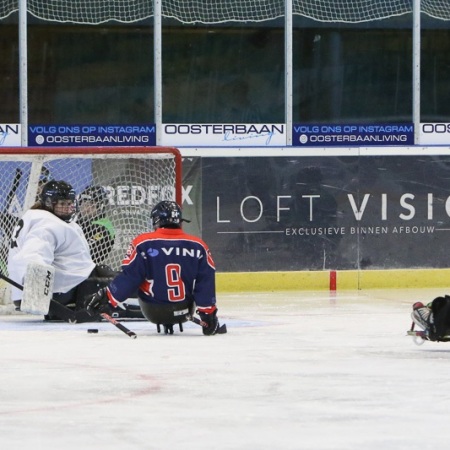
[{"left": 0, "top": 289, "right": 449, "bottom": 450}]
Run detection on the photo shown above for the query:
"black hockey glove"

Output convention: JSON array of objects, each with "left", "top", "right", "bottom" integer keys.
[
  {"left": 84, "top": 287, "right": 113, "bottom": 317},
  {"left": 198, "top": 307, "right": 219, "bottom": 336}
]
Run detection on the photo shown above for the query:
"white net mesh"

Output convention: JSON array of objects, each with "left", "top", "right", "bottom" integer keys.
[
  {"left": 1, "top": 1, "right": 450, "bottom": 24},
  {"left": 0, "top": 148, "right": 181, "bottom": 279},
  {"left": 163, "top": 0, "right": 284, "bottom": 24},
  {"left": 0, "top": 0, "right": 16, "bottom": 20},
  {"left": 294, "top": 0, "right": 411, "bottom": 24},
  {"left": 423, "top": 0, "right": 450, "bottom": 20},
  {"left": 28, "top": 0, "right": 153, "bottom": 24}
]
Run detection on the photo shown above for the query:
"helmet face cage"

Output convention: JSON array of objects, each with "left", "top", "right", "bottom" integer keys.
[
  {"left": 78, "top": 185, "right": 107, "bottom": 217},
  {"left": 40, "top": 180, "right": 77, "bottom": 222},
  {"left": 151, "top": 201, "right": 182, "bottom": 228}
]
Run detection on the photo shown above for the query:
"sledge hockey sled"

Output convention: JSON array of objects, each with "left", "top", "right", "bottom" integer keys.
[{"left": 407, "top": 322, "right": 450, "bottom": 345}]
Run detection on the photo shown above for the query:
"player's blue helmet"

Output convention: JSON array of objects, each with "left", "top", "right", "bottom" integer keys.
[
  {"left": 40, "top": 180, "right": 77, "bottom": 222},
  {"left": 151, "top": 201, "right": 183, "bottom": 228}
]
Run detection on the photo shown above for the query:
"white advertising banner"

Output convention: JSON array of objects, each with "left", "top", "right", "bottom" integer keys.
[
  {"left": 160, "top": 123, "right": 286, "bottom": 147},
  {"left": 420, "top": 123, "right": 450, "bottom": 145},
  {"left": 0, "top": 124, "right": 21, "bottom": 146}
]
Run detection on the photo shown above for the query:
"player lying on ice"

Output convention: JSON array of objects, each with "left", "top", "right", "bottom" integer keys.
[
  {"left": 7, "top": 180, "right": 143, "bottom": 322},
  {"left": 84, "top": 200, "right": 223, "bottom": 335},
  {"left": 411, "top": 297, "right": 450, "bottom": 342}
]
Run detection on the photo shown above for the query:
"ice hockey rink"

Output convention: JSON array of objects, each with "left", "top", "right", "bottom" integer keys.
[{"left": 0, "top": 288, "right": 449, "bottom": 450}]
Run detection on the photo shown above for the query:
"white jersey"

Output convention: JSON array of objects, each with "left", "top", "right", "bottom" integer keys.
[{"left": 8, "top": 209, "right": 95, "bottom": 301}]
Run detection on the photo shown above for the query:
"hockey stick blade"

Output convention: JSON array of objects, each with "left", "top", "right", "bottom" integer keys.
[
  {"left": 188, "top": 315, "right": 227, "bottom": 334},
  {"left": 100, "top": 312, "right": 137, "bottom": 339}
]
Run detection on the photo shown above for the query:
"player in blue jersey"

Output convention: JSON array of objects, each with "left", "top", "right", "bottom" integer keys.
[{"left": 84, "top": 200, "right": 221, "bottom": 335}]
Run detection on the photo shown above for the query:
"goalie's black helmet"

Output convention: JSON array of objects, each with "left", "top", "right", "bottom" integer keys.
[
  {"left": 151, "top": 201, "right": 183, "bottom": 228},
  {"left": 78, "top": 185, "right": 108, "bottom": 217},
  {"left": 40, "top": 180, "right": 76, "bottom": 222}
]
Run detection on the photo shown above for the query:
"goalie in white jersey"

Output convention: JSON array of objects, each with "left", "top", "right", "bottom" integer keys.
[{"left": 8, "top": 180, "right": 142, "bottom": 321}]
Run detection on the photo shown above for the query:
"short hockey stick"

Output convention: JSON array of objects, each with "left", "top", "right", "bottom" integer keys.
[
  {"left": 5, "top": 168, "right": 22, "bottom": 212},
  {"left": 100, "top": 312, "right": 137, "bottom": 339},
  {"left": 188, "top": 315, "right": 227, "bottom": 334},
  {"left": 0, "top": 270, "right": 137, "bottom": 338},
  {"left": 0, "top": 168, "right": 22, "bottom": 235}
]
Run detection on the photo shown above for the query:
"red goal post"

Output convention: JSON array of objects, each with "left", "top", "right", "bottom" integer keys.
[{"left": 0, "top": 146, "right": 182, "bottom": 276}]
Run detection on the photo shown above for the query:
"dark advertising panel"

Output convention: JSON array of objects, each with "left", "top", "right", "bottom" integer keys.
[{"left": 201, "top": 155, "right": 450, "bottom": 272}]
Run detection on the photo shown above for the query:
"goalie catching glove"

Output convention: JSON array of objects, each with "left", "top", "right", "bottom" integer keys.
[
  {"left": 197, "top": 306, "right": 220, "bottom": 336},
  {"left": 84, "top": 287, "right": 119, "bottom": 317}
]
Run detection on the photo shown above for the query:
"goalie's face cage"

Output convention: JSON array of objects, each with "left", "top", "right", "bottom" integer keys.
[
  {"left": 78, "top": 197, "right": 102, "bottom": 219},
  {"left": 52, "top": 199, "right": 78, "bottom": 223},
  {"left": 40, "top": 180, "right": 77, "bottom": 222},
  {"left": 78, "top": 185, "right": 107, "bottom": 219}
]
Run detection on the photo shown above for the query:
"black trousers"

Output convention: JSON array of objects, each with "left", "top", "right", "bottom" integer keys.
[{"left": 46, "top": 265, "right": 118, "bottom": 319}]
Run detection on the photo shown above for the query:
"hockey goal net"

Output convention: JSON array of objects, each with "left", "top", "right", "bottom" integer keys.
[
  {"left": 0, "top": 146, "right": 182, "bottom": 303},
  {"left": 2, "top": 1, "right": 450, "bottom": 24}
]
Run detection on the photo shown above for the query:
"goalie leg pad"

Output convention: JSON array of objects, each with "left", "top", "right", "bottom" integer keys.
[{"left": 21, "top": 263, "right": 54, "bottom": 315}]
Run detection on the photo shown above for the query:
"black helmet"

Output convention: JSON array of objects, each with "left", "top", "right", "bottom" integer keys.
[
  {"left": 40, "top": 180, "right": 76, "bottom": 222},
  {"left": 151, "top": 201, "right": 183, "bottom": 228},
  {"left": 78, "top": 185, "right": 108, "bottom": 216}
]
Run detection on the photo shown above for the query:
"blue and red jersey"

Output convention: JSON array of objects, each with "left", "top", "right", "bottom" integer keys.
[{"left": 107, "top": 227, "right": 216, "bottom": 310}]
